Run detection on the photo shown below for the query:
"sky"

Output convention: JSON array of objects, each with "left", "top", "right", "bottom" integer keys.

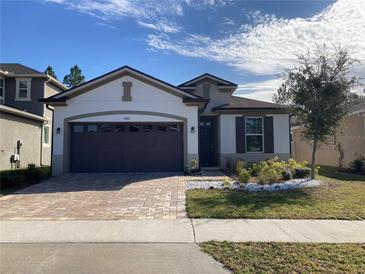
[{"left": 1, "top": 0, "right": 364, "bottom": 102}]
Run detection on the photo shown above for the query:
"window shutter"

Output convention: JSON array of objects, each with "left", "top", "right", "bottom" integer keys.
[
  {"left": 264, "top": 116, "right": 274, "bottom": 153},
  {"left": 236, "top": 116, "right": 245, "bottom": 153}
]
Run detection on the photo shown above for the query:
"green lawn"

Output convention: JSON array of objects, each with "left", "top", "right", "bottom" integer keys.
[
  {"left": 186, "top": 166, "right": 365, "bottom": 220},
  {"left": 200, "top": 241, "right": 365, "bottom": 273}
]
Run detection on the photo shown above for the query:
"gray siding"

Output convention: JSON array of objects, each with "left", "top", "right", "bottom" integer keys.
[{"left": 4, "top": 77, "right": 46, "bottom": 116}]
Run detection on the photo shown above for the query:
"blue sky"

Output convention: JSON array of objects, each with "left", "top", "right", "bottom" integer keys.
[{"left": 1, "top": 0, "right": 364, "bottom": 101}]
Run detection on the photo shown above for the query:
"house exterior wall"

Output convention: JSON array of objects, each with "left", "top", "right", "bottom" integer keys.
[
  {"left": 52, "top": 75, "right": 199, "bottom": 175},
  {"left": 0, "top": 112, "right": 42, "bottom": 170},
  {"left": 193, "top": 79, "right": 232, "bottom": 115},
  {"left": 42, "top": 82, "right": 62, "bottom": 166},
  {"left": 292, "top": 114, "right": 365, "bottom": 167},
  {"left": 4, "top": 77, "right": 46, "bottom": 116},
  {"left": 219, "top": 113, "right": 290, "bottom": 168}
]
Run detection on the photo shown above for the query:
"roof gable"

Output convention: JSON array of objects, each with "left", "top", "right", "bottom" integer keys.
[
  {"left": 179, "top": 73, "right": 238, "bottom": 87},
  {"left": 46, "top": 66, "right": 200, "bottom": 103}
]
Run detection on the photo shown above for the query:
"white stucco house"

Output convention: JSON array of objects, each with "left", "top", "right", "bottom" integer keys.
[{"left": 41, "top": 66, "right": 290, "bottom": 175}]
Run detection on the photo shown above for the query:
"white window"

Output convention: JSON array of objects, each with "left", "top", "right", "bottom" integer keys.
[
  {"left": 245, "top": 117, "right": 264, "bottom": 152},
  {"left": 0, "top": 77, "right": 4, "bottom": 104},
  {"left": 15, "top": 78, "right": 31, "bottom": 101},
  {"left": 43, "top": 125, "right": 50, "bottom": 145}
]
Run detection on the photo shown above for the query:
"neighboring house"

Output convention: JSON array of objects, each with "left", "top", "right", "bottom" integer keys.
[
  {"left": 0, "top": 63, "right": 66, "bottom": 170},
  {"left": 291, "top": 100, "right": 365, "bottom": 168},
  {"left": 41, "top": 66, "right": 290, "bottom": 175}
]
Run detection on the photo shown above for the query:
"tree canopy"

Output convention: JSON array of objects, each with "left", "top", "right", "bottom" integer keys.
[
  {"left": 273, "top": 45, "right": 362, "bottom": 178},
  {"left": 44, "top": 65, "right": 58, "bottom": 80},
  {"left": 63, "top": 65, "right": 85, "bottom": 88}
]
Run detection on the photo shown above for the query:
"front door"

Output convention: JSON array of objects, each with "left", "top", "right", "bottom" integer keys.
[{"left": 199, "top": 116, "right": 217, "bottom": 167}]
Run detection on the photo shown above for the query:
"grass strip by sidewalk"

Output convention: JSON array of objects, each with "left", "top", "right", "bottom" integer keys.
[{"left": 200, "top": 241, "right": 365, "bottom": 273}]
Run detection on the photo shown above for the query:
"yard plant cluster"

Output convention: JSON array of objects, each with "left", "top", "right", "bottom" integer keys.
[
  {"left": 0, "top": 164, "right": 50, "bottom": 195},
  {"left": 233, "top": 157, "right": 314, "bottom": 184}
]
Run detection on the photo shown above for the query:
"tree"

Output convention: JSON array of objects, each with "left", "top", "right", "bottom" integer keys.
[
  {"left": 273, "top": 45, "right": 362, "bottom": 179},
  {"left": 63, "top": 65, "right": 85, "bottom": 88},
  {"left": 45, "top": 65, "right": 58, "bottom": 80}
]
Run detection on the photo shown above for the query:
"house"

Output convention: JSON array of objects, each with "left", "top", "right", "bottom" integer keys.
[
  {"left": 0, "top": 63, "right": 66, "bottom": 170},
  {"left": 41, "top": 66, "right": 290, "bottom": 175},
  {"left": 291, "top": 99, "right": 365, "bottom": 168}
]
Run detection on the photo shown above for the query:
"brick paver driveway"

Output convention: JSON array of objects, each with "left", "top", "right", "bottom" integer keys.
[{"left": 0, "top": 173, "right": 192, "bottom": 220}]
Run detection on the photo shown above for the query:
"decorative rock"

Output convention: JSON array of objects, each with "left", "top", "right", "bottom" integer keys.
[{"left": 186, "top": 178, "right": 322, "bottom": 192}]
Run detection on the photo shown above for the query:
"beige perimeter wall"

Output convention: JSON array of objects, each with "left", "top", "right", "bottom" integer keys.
[
  {"left": 0, "top": 112, "right": 43, "bottom": 170},
  {"left": 292, "top": 114, "right": 365, "bottom": 167}
]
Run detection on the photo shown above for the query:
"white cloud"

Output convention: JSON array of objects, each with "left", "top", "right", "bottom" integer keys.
[
  {"left": 222, "top": 17, "right": 235, "bottom": 26},
  {"left": 147, "top": 0, "right": 365, "bottom": 77},
  {"left": 137, "top": 21, "right": 182, "bottom": 33},
  {"left": 45, "top": 0, "right": 232, "bottom": 33},
  {"left": 235, "top": 79, "right": 283, "bottom": 102},
  {"left": 46, "top": 0, "right": 185, "bottom": 32}
]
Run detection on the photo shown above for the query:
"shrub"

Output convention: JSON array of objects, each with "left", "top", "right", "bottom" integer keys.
[
  {"left": 223, "top": 178, "right": 231, "bottom": 186},
  {"left": 282, "top": 170, "right": 292, "bottom": 181},
  {"left": 190, "top": 159, "right": 198, "bottom": 171},
  {"left": 249, "top": 162, "right": 266, "bottom": 176},
  {"left": 0, "top": 165, "right": 50, "bottom": 190},
  {"left": 258, "top": 165, "right": 283, "bottom": 184},
  {"left": 235, "top": 160, "right": 245, "bottom": 175},
  {"left": 26, "top": 164, "right": 44, "bottom": 181},
  {"left": 238, "top": 169, "right": 251, "bottom": 183},
  {"left": 286, "top": 158, "right": 308, "bottom": 169},
  {"left": 293, "top": 168, "right": 311, "bottom": 178},
  {"left": 350, "top": 157, "right": 365, "bottom": 173}
]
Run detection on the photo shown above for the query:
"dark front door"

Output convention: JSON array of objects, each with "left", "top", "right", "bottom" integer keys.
[
  {"left": 70, "top": 123, "right": 183, "bottom": 172},
  {"left": 199, "top": 116, "right": 217, "bottom": 167}
]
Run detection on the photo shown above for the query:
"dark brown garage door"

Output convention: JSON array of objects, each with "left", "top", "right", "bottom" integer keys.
[{"left": 70, "top": 123, "right": 183, "bottom": 172}]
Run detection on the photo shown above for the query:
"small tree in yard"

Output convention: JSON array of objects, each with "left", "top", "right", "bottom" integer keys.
[
  {"left": 45, "top": 65, "right": 58, "bottom": 80},
  {"left": 273, "top": 45, "right": 362, "bottom": 179},
  {"left": 63, "top": 65, "right": 85, "bottom": 88}
]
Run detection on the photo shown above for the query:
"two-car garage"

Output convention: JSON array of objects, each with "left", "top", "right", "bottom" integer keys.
[{"left": 70, "top": 122, "right": 184, "bottom": 172}]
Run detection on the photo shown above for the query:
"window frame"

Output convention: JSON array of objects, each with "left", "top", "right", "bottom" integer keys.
[
  {"left": 0, "top": 77, "right": 4, "bottom": 104},
  {"left": 43, "top": 125, "right": 50, "bottom": 146},
  {"left": 245, "top": 116, "right": 264, "bottom": 153},
  {"left": 15, "top": 78, "right": 31, "bottom": 101}
]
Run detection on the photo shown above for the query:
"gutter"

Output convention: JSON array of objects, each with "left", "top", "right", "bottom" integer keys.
[{"left": 0, "top": 104, "right": 47, "bottom": 122}]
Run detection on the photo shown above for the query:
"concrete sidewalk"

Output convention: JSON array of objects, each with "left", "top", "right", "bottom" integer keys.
[{"left": 1, "top": 219, "right": 364, "bottom": 243}]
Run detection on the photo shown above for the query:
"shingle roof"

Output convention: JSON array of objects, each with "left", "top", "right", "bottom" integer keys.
[
  {"left": 0, "top": 63, "right": 44, "bottom": 75},
  {"left": 213, "top": 95, "right": 284, "bottom": 111}
]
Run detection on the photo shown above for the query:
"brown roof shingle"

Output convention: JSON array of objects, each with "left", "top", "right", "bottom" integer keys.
[{"left": 0, "top": 63, "right": 44, "bottom": 75}]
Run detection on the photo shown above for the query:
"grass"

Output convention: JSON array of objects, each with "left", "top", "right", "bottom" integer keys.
[
  {"left": 186, "top": 166, "right": 365, "bottom": 220},
  {"left": 200, "top": 241, "right": 365, "bottom": 273}
]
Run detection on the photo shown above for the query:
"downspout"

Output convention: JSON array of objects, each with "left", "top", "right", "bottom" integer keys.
[
  {"left": 40, "top": 122, "right": 43, "bottom": 166},
  {"left": 46, "top": 104, "right": 54, "bottom": 174}
]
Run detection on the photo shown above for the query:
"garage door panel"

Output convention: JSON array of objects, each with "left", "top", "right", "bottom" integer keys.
[{"left": 70, "top": 123, "right": 183, "bottom": 172}]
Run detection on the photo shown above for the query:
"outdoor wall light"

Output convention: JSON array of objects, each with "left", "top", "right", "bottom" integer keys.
[
  {"left": 191, "top": 126, "right": 195, "bottom": 134},
  {"left": 56, "top": 127, "right": 61, "bottom": 134}
]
